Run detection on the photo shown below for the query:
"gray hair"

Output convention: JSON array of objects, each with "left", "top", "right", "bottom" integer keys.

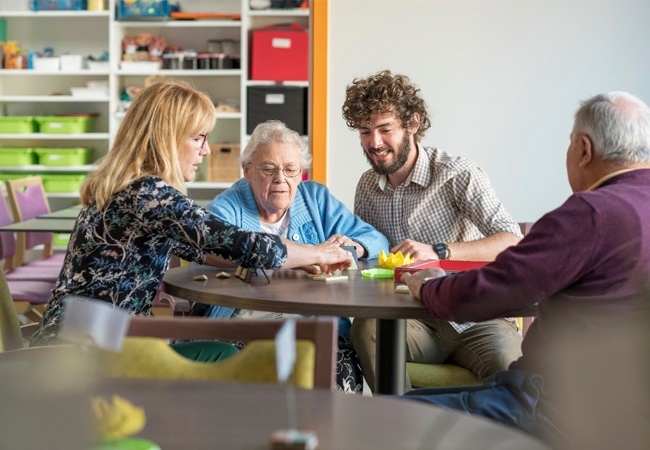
[
  {"left": 574, "top": 91, "right": 650, "bottom": 163},
  {"left": 240, "top": 120, "right": 312, "bottom": 168}
]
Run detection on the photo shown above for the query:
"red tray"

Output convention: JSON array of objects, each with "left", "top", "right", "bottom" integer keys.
[{"left": 394, "top": 259, "right": 489, "bottom": 283}]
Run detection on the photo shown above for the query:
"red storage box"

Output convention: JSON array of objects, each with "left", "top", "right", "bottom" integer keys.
[
  {"left": 394, "top": 260, "right": 489, "bottom": 283},
  {"left": 250, "top": 23, "right": 308, "bottom": 81}
]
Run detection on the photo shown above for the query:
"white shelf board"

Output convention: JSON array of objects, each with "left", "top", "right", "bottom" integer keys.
[
  {"left": 0, "top": 133, "right": 110, "bottom": 140},
  {"left": 0, "top": 11, "right": 109, "bottom": 18},
  {"left": 247, "top": 9, "right": 309, "bottom": 17},
  {"left": 187, "top": 181, "right": 234, "bottom": 190},
  {"left": 0, "top": 70, "right": 111, "bottom": 76},
  {"left": 116, "top": 20, "right": 241, "bottom": 28},
  {"left": 116, "top": 69, "right": 242, "bottom": 77},
  {"left": 0, "top": 165, "right": 94, "bottom": 172},
  {"left": 246, "top": 80, "right": 309, "bottom": 87},
  {"left": 0, "top": 96, "right": 109, "bottom": 102}
]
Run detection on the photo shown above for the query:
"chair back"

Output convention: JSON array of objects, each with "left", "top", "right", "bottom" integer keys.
[
  {"left": 519, "top": 222, "right": 535, "bottom": 236},
  {"left": 99, "top": 337, "right": 317, "bottom": 389},
  {"left": 0, "top": 194, "right": 18, "bottom": 270},
  {"left": 5, "top": 177, "right": 54, "bottom": 266},
  {"left": 0, "top": 270, "right": 25, "bottom": 352},
  {"left": 128, "top": 316, "right": 338, "bottom": 389}
]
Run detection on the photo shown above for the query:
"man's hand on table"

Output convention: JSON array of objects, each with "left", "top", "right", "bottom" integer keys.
[
  {"left": 391, "top": 239, "right": 439, "bottom": 261},
  {"left": 401, "top": 268, "right": 447, "bottom": 300}
]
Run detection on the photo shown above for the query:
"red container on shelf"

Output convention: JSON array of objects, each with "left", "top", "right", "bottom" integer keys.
[
  {"left": 249, "top": 23, "right": 308, "bottom": 81},
  {"left": 394, "top": 260, "right": 489, "bottom": 283}
]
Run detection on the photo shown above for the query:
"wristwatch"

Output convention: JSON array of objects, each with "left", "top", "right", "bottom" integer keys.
[{"left": 433, "top": 243, "right": 450, "bottom": 260}]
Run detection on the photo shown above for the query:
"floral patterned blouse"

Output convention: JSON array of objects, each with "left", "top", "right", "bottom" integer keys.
[{"left": 31, "top": 176, "right": 287, "bottom": 345}]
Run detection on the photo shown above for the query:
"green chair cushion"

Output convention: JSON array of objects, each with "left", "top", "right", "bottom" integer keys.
[
  {"left": 406, "top": 362, "right": 481, "bottom": 388},
  {"left": 99, "top": 337, "right": 316, "bottom": 389}
]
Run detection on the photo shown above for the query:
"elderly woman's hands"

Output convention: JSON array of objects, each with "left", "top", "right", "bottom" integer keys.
[
  {"left": 282, "top": 239, "right": 353, "bottom": 273},
  {"left": 310, "top": 240, "right": 354, "bottom": 274},
  {"left": 326, "top": 234, "right": 365, "bottom": 258},
  {"left": 400, "top": 268, "right": 447, "bottom": 300}
]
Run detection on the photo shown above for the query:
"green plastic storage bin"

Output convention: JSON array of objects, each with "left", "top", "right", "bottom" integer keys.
[
  {"left": 41, "top": 174, "right": 87, "bottom": 193},
  {"left": 53, "top": 233, "right": 72, "bottom": 247},
  {"left": 0, "top": 117, "right": 37, "bottom": 134},
  {"left": 0, "top": 148, "right": 36, "bottom": 165},
  {"left": 35, "top": 116, "right": 96, "bottom": 134},
  {"left": 34, "top": 148, "right": 92, "bottom": 166},
  {"left": 0, "top": 173, "right": 34, "bottom": 182}
]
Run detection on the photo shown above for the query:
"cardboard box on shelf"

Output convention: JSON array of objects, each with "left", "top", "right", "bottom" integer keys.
[{"left": 207, "top": 143, "right": 240, "bottom": 182}]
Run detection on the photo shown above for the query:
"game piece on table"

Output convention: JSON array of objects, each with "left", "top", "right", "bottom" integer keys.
[
  {"left": 193, "top": 274, "right": 208, "bottom": 281},
  {"left": 311, "top": 275, "right": 349, "bottom": 282},
  {"left": 394, "top": 284, "right": 410, "bottom": 294},
  {"left": 215, "top": 271, "right": 231, "bottom": 279},
  {"left": 269, "top": 429, "right": 318, "bottom": 450}
]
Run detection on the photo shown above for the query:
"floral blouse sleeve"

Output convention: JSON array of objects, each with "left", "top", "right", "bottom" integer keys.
[{"left": 31, "top": 177, "right": 287, "bottom": 345}]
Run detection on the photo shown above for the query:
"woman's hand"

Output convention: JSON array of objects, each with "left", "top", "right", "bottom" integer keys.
[
  {"left": 327, "top": 234, "right": 365, "bottom": 258},
  {"left": 400, "top": 268, "right": 446, "bottom": 300},
  {"left": 281, "top": 239, "right": 353, "bottom": 273},
  {"left": 312, "top": 240, "right": 354, "bottom": 273}
]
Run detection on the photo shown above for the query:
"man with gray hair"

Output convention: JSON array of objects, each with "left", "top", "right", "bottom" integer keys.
[{"left": 399, "top": 91, "right": 650, "bottom": 448}]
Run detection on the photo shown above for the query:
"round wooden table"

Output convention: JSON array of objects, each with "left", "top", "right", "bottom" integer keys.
[
  {"left": 95, "top": 378, "right": 550, "bottom": 450},
  {"left": 163, "top": 262, "right": 431, "bottom": 395}
]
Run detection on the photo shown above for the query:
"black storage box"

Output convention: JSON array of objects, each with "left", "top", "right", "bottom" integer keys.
[{"left": 247, "top": 86, "right": 308, "bottom": 135}]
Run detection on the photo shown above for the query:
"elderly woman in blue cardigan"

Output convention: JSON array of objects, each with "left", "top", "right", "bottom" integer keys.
[{"left": 202, "top": 120, "right": 389, "bottom": 394}]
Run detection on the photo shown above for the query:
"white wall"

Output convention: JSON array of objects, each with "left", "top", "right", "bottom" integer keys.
[{"left": 326, "top": 0, "right": 650, "bottom": 222}]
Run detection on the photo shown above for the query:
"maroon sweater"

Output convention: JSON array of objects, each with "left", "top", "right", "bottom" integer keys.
[{"left": 421, "top": 169, "right": 650, "bottom": 380}]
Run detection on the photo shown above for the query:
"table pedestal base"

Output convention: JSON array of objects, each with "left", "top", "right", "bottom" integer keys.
[{"left": 375, "top": 318, "right": 406, "bottom": 395}]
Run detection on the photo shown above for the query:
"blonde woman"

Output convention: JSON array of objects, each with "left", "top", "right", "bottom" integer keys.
[{"left": 31, "top": 81, "right": 351, "bottom": 355}]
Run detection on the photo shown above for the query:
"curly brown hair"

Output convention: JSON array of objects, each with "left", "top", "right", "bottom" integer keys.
[{"left": 342, "top": 70, "right": 431, "bottom": 143}]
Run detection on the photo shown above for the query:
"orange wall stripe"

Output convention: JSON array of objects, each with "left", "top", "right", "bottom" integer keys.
[{"left": 310, "top": 0, "right": 328, "bottom": 184}]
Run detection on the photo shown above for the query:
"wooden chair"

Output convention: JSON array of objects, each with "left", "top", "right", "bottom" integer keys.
[
  {"left": 0, "top": 192, "right": 60, "bottom": 281},
  {"left": 0, "top": 195, "right": 56, "bottom": 323},
  {"left": 0, "top": 271, "right": 337, "bottom": 389},
  {"left": 4, "top": 176, "right": 64, "bottom": 268},
  {"left": 128, "top": 316, "right": 337, "bottom": 389},
  {"left": 518, "top": 221, "right": 537, "bottom": 336},
  {"left": 405, "top": 222, "right": 539, "bottom": 389}
]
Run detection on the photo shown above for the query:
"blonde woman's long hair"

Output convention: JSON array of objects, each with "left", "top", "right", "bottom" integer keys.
[{"left": 81, "top": 80, "right": 216, "bottom": 209}]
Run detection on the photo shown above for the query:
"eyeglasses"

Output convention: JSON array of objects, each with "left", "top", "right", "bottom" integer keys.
[
  {"left": 255, "top": 164, "right": 302, "bottom": 178},
  {"left": 197, "top": 133, "right": 209, "bottom": 149}
]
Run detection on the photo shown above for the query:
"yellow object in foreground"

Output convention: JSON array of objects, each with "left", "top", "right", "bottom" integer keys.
[
  {"left": 377, "top": 249, "right": 414, "bottom": 269},
  {"left": 91, "top": 395, "right": 146, "bottom": 440}
]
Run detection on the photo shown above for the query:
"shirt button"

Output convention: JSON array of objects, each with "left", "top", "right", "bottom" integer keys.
[{"left": 292, "top": 233, "right": 300, "bottom": 241}]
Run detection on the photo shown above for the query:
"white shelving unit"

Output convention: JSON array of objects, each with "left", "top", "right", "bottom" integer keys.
[{"left": 0, "top": 0, "right": 310, "bottom": 206}]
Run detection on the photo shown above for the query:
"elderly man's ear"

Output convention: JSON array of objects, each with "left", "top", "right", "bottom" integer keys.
[{"left": 578, "top": 134, "right": 595, "bottom": 168}]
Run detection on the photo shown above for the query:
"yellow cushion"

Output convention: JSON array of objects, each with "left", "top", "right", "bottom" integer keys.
[
  {"left": 406, "top": 362, "right": 481, "bottom": 388},
  {"left": 97, "top": 337, "right": 316, "bottom": 389}
]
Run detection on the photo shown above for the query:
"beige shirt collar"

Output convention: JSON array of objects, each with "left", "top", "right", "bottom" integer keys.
[{"left": 587, "top": 168, "right": 638, "bottom": 191}]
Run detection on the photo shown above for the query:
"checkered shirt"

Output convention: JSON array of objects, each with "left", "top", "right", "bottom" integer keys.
[{"left": 354, "top": 146, "right": 521, "bottom": 332}]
